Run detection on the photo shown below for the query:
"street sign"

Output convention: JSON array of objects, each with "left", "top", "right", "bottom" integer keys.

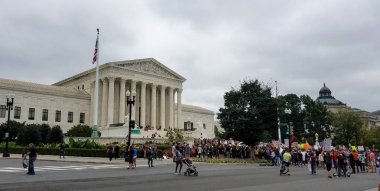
[{"left": 131, "top": 129, "right": 141, "bottom": 134}]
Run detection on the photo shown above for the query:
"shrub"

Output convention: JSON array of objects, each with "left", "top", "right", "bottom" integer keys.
[
  {"left": 65, "top": 124, "right": 92, "bottom": 137},
  {"left": 17, "top": 124, "right": 41, "bottom": 145},
  {"left": 48, "top": 125, "right": 64, "bottom": 143},
  {"left": 39, "top": 124, "right": 51, "bottom": 144},
  {"left": 0, "top": 120, "right": 25, "bottom": 142}
]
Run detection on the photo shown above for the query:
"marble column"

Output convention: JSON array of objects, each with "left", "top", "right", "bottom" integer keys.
[
  {"left": 177, "top": 88, "right": 182, "bottom": 129},
  {"left": 151, "top": 84, "right": 157, "bottom": 129},
  {"left": 140, "top": 82, "right": 146, "bottom": 128},
  {"left": 131, "top": 80, "right": 136, "bottom": 120},
  {"left": 107, "top": 77, "right": 115, "bottom": 126},
  {"left": 169, "top": 87, "right": 174, "bottom": 129},
  {"left": 160, "top": 85, "right": 166, "bottom": 130},
  {"left": 119, "top": 79, "right": 126, "bottom": 123},
  {"left": 101, "top": 78, "right": 108, "bottom": 126}
]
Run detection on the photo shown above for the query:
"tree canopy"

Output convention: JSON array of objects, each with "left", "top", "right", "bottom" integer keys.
[
  {"left": 217, "top": 80, "right": 277, "bottom": 145},
  {"left": 331, "top": 110, "right": 363, "bottom": 146}
]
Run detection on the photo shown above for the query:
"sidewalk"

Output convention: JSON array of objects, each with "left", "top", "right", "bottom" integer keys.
[{"left": 0, "top": 153, "right": 174, "bottom": 166}]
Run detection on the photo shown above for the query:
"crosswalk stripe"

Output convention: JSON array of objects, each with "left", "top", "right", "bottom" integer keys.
[{"left": 0, "top": 164, "right": 128, "bottom": 173}]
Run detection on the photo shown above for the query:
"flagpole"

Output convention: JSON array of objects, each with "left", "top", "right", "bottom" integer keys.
[{"left": 91, "top": 28, "right": 100, "bottom": 138}]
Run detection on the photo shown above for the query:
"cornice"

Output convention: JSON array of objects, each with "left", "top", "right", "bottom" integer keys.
[{"left": 0, "top": 78, "right": 90, "bottom": 100}]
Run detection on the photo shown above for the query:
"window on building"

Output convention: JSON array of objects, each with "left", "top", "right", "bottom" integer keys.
[
  {"left": 14, "top": 106, "right": 21, "bottom": 119},
  {"left": 82, "top": 85, "right": 84, "bottom": 90},
  {"left": 80, "top": 113, "right": 85, "bottom": 123},
  {"left": 55, "top": 110, "right": 61, "bottom": 122},
  {"left": 28, "top": 108, "right": 35, "bottom": 120},
  {"left": 42, "top": 109, "right": 48, "bottom": 121},
  {"left": 0, "top": 105, "right": 6, "bottom": 118},
  {"left": 203, "top": 123, "right": 206, "bottom": 129},
  {"left": 184, "top": 121, "right": 194, "bottom": 131},
  {"left": 68, "top": 111, "right": 73, "bottom": 123}
]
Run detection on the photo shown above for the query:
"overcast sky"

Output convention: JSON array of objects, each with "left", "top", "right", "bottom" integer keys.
[{"left": 1, "top": 0, "right": 379, "bottom": 114}]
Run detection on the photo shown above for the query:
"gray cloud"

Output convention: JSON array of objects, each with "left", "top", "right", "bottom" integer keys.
[{"left": 0, "top": 0, "right": 379, "bottom": 114}]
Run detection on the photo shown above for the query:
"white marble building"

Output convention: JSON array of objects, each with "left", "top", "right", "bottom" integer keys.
[{"left": 0, "top": 58, "right": 215, "bottom": 139}]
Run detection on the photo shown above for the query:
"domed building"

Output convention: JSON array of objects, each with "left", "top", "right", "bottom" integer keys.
[
  {"left": 316, "top": 83, "right": 347, "bottom": 113},
  {"left": 316, "top": 83, "right": 379, "bottom": 128}
]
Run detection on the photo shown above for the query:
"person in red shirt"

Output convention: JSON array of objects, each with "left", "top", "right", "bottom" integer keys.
[{"left": 333, "top": 150, "right": 338, "bottom": 172}]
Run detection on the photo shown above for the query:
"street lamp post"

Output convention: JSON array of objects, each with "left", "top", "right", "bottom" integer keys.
[
  {"left": 284, "top": 108, "right": 292, "bottom": 148},
  {"left": 3, "top": 93, "right": 14, "bottom": 158},
  {"left": 126, "top": 90, "right": 136, "bottom": 148}
]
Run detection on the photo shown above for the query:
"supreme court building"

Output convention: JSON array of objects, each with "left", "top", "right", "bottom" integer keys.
[{"left": 0, "top": 58, "right": 215, "bottom": 139}]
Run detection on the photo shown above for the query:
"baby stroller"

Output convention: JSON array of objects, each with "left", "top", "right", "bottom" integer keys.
[
  {"left": 183, "top": 158, "right": 198, "bottom": 176},
  {"left": 280, "top": 161, "right": 290, "bottom": 175}
]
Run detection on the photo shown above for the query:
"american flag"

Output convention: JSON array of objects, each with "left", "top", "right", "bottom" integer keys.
[{"left": 92, "top": 29, "right": 99, "bottom": 64}]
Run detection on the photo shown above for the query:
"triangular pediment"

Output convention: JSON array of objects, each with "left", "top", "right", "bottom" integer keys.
[{"left": 113, "top": 58, "right": 186, "bottom": 82}]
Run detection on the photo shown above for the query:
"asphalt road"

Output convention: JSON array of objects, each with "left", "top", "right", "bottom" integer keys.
[{"left": 0, "top": 159, "right": 378, "bottom": 191}]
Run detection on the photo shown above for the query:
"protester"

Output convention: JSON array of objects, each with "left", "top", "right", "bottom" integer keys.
[
  {"left": 325, "top": 151, "right": 333, "bottom": 178},
  {"left": 106, "top": 143, "right": 114, "bottom": 161},
  {"left": 147, "top": 147, "right": 154, "bottom": 167},
  {"left": 174, "top": 145, "right": 183, "bottom": 174},
  {"left": 59, "top": 142, "right": 65, "bottom": 159},
  {"left": 24, "top": 143, "right": 37, "bottom": 175}
]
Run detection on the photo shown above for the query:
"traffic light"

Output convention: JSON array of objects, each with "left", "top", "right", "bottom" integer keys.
[{"left": 129, "top": 120, "right": 135, "bottom": 129}]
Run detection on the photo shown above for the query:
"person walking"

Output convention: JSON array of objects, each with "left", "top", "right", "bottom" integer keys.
[
  {"left": 174, "top": 145, "right": 183, "bottom": 174},
  {"left": 337, "top": 151, "right": 347, "bottom": 177},
  {"left": 106, "top": 143, "right": 114, "bottom": 161},
  {"left": 310, "top": 151, "right": 317, "bottom": 175},
  {"left": 282, "top": 148, "right": 292, "bottom": 175},
  {"left": 59, "top": 142, "right": 65, "bottom": 159},
  {"left": 353, "top": 150, "right": 359, "bottom": 173},
  {"left": 24, "top": 143, "right": 37, "bottom": 175},
  {"left": 349, "top": 150, "right": 356, "bottom": 174},
  {"left": 325, "top": 151, "right": 333, "bottom": 178},
  {"left": 147, "top": 147, "right": 154, "bottom": 167},
  {"left": 127, "top": 143, "right": 134, "bottom": 169},
  {"left": 132, "top": 144, "right": 138, "bottom": 169},
  {"left": 114, "top": 143, "right": 120, "bottom": 160},
  {"left": 370, "top": 150, "right": 376, "bottom": 173}
]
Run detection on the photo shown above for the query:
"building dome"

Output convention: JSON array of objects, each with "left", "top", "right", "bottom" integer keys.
[
  {"left": 316, "top": 83, "right": 344, "bottom": 105},
  {"left": 319, "top": 83, "right": 331, "bottom": 97}
]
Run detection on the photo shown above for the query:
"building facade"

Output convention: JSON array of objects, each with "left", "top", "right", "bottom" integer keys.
[
  {"left": 316, "top": 83, "right": 379, "bottom": 129},
  {"left": 0, "top": 58, "right": 215, "bottom": 139}
]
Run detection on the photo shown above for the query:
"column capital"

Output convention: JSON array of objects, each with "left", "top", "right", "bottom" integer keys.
[
  {"left": 119, "top": 78, "right": 127, "bottom": 82},
  {"left": 108, "top": 77, "right": 115, "bottom": 82}
]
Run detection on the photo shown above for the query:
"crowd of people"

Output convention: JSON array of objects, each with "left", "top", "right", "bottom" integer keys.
[
  {"left": 253, "top": 144, "right": 380, "bottom": 178},
  {"left": 170, "top": 138, "right": 253, "bottom": 159}
]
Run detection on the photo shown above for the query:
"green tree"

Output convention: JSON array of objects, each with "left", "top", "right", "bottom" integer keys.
[
  {"left": 65, "top": 124, "right": 92, "bottom": 137},
  {"left": 39, "top": 123, "right": 51, "bottom": 144},
  {"left": 277, "top": 94, "right": 305, "bottom": 142},
  {"left": 166, "top": 128, "right": 184, "bottom": 143},
  {"left": 331, "top": 110, "right": 363, "bottom": 146},
  {"left": 0, "top": 120, "right": 25, "bottom": 141},
  {"left": 361, "top": 127, "right": 380, "bottom": 150},
  {"left": 214, "top": 125, "right": 226, "bottom": 139},
  {"left": 17, "top": 124, "right": 41, "bottom": 145},
  {"left": 301, "top": 95, "right": 332, "bottom": 144},
  {"left": 48, "top": 125, "right": 64, "bottom": 143},
  {"left": 217, "top": 79, "right": 277, "bottom": 145}
]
